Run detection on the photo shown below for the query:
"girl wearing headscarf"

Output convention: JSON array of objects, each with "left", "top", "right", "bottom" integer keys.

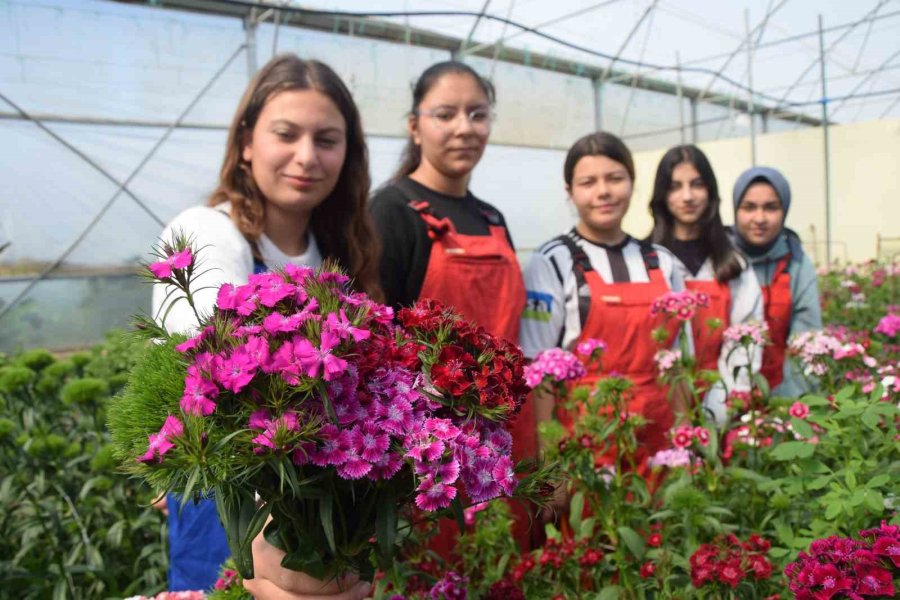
[{"left": 731, "top": 166, "right": 822, "bottom": 397}]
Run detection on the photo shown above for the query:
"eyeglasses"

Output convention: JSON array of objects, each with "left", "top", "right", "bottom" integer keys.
[{"left": 414, "top": 107, "right": 495, "bottom": 129}]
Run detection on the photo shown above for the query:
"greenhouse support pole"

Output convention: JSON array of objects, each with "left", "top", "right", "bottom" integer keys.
[
  {"left": 676, "top": 51, "right": 685, "bottom": 144},
  {"left": 245, "top": 9, "right": 259, "bottom": 78},
  {"left": 592, "top": 78, "right": 603, "bottom": 131},
  {"left": 745, "top": 9, "right": 757, "bottom": 166},
  {"left": 272, "top": 8, "right": 281, "bottom": 55},
  {"left": 690, "top": 97, "right": 698, "bottom": 143},
  {"left": 818, "top": 14, "right": 833, "bottom": 266}
]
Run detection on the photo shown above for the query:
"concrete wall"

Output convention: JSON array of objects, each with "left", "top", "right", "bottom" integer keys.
[{"left": 625, "top": 118, "right": 900, "bottom": 264}]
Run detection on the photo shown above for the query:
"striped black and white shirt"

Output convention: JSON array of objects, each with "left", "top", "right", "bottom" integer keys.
[{"left": 520, "top": 229, "right": 685, "bottom": 359}]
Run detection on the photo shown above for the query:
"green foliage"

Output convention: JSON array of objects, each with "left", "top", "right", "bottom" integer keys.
[
  {"left": 70, "top": 352, "right": 91, "bottom": 369},
  {"left": 91, "top": 444, "right": 118, "bottom": 472},
  {"left": 0, "top": 418, "right": 15, "bottom": 441},
  {"left": 107, "top": 337, "right": 187, "bottom": 466},
  {"left": 744, "top": 388, "right": 900, "bottom": 552},
  {"left": 0, "top": 339, "right": 168, "bottom": 599},
  {"left": 60, "top": 378, "right": 109, "bottom": 406},
  {"left": 0, "top": 366, "right": 36, "bottom": 394},
  {"left": 35, "top": 359, "right": 75, "bottom": 395},
  {"left": 455, "top": 501, "right": 519, "bottom": 596},
  {"left": 14, "top": 348, "right": 56, "bottom": 372},
  {"left": 82, "top": 329, "right": 145, "bottom": 381}
]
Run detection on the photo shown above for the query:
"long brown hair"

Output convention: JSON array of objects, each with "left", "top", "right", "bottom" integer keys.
[
  {"left": 390, "top": 61, "right": 496, "bottom": 182},
  {"left": 648, "top": 145, "right": 742, "bottom": 283},
  {"left": 209, "top": 54, "right": 382, "bottom": 300}
]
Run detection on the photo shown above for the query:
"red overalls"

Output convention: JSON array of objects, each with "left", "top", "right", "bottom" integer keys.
[
  {"left": 685, "top": 278, "right": 732, "bottom": 373},
  {"left": 760, "top": 255, "right": 792, "bottom": 390},
  {"left": 560, "top": 237, "right": 681, "bottom": 475},
  {"left": 408, "top": 200, "right": 535, "bottom": 552},
  {"left": 410, "top": 201, "right": 526, "bottom": 346}
]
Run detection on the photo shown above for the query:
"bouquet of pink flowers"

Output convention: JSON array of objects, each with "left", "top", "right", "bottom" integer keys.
[{"left": 109, "top": 235, "right": 531, "bottom": 582}]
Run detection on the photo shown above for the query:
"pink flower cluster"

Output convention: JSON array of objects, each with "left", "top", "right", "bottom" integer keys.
[
  {"left": 723, "top": 321, "right": 769, "bottom": 347},
  {"left": 785, "top": 521, "right": 899, "bottom": 599},
  {"left": 407, "top": 416, "right": 517, "bottom": 510},
  {"left": 137, "top": 416, "right": 184, "bottom": 464},
  {"left": 148, "top": 248, "right": 193, "bottom": 280},
  {"left": 788, "top": 401, "right": 810, "bottom": 420},
  {"left": 575, "top": 338, "right": 607, "bottom": 358},
  {"left": 213, "top": 568, "right": 239, "bottom": 591},
  {"left": 141, "top": 263, "right": 525, "bottom": 513},
  {"left": 874, "top": 313, "right": 900, "bottom": 338},
  {"left": 647, "top": 447, "right": 693, "bottom": 468},
  {"left": 428, "top": 571, "right": 469, "bottom": 600},
  {"left": 789, "top": 331, "right": 843, "bottom": 376},
  {"left": 789, "top": 331, "right": 879, "bottom": 377},
  {"left": 671, "top": 424, "right": 710, "bottom": 449},
  {"left": 653, "top": 349, "right": 683, "bottom": 377},
  {"left": 650, "top": 290, "right": 710, "bottom": 321},
  {"left": 523, "top": 348, "right": 586, "bottom": 388}
]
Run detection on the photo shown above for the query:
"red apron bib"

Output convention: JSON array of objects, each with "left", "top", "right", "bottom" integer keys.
[
  {"left": 411, "top": 201, "right": 525, "bottom": 344},
  {"left": 409, "top": 200, "right": 536, "bottom": 552},
  {"left": 685, "top": 278, "right": 731, "bottom": 373},
  {"left": 574, "top": 270, "right": 681, "bottom": 471},
  {"left": 556, "top": 238, "right": 681, "bottom": 476},
  {"left": 760, "top": 255, "right": 792, "bottom": 390}
]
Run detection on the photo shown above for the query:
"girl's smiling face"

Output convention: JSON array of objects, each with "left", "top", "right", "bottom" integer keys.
[
  {"left": 568, "top": 154, "right": 634, "bottom": 236},
  {"left": 242, "top": 88, "right": 347, "bottom": 216}
]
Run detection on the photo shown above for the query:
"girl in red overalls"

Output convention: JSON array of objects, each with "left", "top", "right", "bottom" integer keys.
[
  {"left": 521, "top": 132, "right": 689, "bottom": 489},
  {"left": 369, "top": 62, "right": 534, "bottom": 551},
  {"left": 647, "top": 145, "right": 763, "bottom": 424}
]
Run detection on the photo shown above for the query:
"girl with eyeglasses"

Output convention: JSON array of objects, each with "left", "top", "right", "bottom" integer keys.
[
  {"left": 369, "top": 61, "right": 536, "bottom": 552},
  {"left": 647, "top": 145, "right": 763, "bottom": 423}
]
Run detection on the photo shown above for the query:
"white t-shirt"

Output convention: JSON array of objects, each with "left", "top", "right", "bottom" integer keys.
[
  {"left": 519, "top": 229, "right": 685, "bottom": 358},
  {"left": 151, "top": 202, "right": 322, "bottom": 335}
]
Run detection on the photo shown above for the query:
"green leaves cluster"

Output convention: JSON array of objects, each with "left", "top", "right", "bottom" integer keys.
[
  {"left": 0, "top": 331, "right": 167, "bottom": 599},
  {"left": 739, "top": 387, "right": 900, "bottom": 560}
]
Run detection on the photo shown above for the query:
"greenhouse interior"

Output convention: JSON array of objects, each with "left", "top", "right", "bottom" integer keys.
[{"left": 0, "top": 0, "right": 898, "bottom": 599}]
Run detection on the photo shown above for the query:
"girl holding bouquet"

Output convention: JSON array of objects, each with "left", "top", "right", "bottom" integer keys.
[
  {"left": 151, "top": 54, "right": 378, "bottom": 598},
  {"left": 647, "top": 145, "right": 763, "bottom": 423},
  {"left": 520, "top": 132, "right": 688, "bottom": 479},
  {"left": 369, "top": 62, "right": 536, "bottom": 549}
]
